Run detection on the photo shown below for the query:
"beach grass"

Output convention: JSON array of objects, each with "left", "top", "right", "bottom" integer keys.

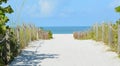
[
  {"left": 0, "top": 23, "right": 53, "bottom": 65},
  {"left": 73, "top": 20, "right": 120, "bottom": 55}
]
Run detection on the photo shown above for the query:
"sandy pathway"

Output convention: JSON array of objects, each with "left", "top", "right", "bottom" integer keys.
[{"left": 10, "top": 34, "right": 120, "bottom": 66}]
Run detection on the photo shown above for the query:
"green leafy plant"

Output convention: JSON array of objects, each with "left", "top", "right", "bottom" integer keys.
[
  {"left": 115, "top": 6, "right": 120, "bottom": 13},
  {"left": 0, "top": 0, "right": 13, "bottom": 65},
  {"left": 0, "top": 0, "right": 13, "bottom": 34},
  {"left": 48, "top": 30, "right": 53, "bottom": 39}
]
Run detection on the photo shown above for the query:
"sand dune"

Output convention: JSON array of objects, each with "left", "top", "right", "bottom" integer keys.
[{"left": 10, "top": 34, "right": 120, "bottom": 66}]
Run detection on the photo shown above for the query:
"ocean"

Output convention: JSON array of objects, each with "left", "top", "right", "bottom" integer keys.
[{"left": 42, "top": 26, "right": 90, "bottom": 34}]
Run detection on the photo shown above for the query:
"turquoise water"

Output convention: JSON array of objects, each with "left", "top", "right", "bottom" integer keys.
[{"left": 42, "top": 26, "right": 90, "bottom": 34}]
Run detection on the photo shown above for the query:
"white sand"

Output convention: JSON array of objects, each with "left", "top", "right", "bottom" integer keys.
[{"left": 10, "top": 34, "right": 120, "bottom": 66}]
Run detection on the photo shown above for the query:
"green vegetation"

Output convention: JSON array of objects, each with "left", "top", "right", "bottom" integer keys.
[
  {"left": 0, "top": 0, "right": 53, "bottom": 65},
  {"left": 89, "top": 22, "right": 119, "bottom": 52},
  {"left": 15, "top": 24, "right": 39, "bottom": 49},
  {"left": 13, "top": 24, "right": 53, "bottom": 49},
  {"left": 73, "top": 5, "right": 120, "bottom": 56},
  {"left": 48, "top": 30, "right": 53, "bottom": 39},
  {"left": 0, "top": 23, "right": 53, "bottom": 65},
  {"left": 73, "top": 21, "right": 120, "bottom": 55},
  {"left": 115, "top": 6, "right": 120, "bottom": 13},
  {"left": 0, "top": 0, "right": 15, "bottom": 65},
  {"left": 0, "top": 0, "right": 13, "bottom": 34}
]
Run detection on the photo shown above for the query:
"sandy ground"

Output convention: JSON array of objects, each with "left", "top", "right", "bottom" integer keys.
[{"left": 10, "top": 34, "right": 120, "bottom": 66}]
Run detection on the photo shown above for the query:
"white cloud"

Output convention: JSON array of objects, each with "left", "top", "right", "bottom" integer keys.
[
  {"left": 25, "top": 4, "right": 40, "bottom": 17},
  {"left": 24, "top": 0, "right": 58, "bottom": 18},
  {"left": 59, "top": 8, "right": 75, "bottom": 18},
  {"left": 110, "top": 0, "right": 120, "bottom": 7},
  {"left": 39, "top": 0, "right": 57, "bottom": 17},
  {"left": 24, "top": 0, "right": 72, "bottom": 18}
]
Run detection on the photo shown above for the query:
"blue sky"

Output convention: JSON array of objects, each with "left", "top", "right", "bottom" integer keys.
[{"left": 5, "top": 0, "right": 120, "bottom": 26}]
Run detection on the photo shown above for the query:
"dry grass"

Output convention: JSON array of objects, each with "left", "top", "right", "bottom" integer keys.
[
  {"left": 73, "top": 22, "right": 119, "bottom": 54},
  {"left": 13, "top": 24, "right": 53, "bottom": 49}
]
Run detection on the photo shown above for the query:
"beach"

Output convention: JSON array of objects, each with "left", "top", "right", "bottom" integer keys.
[{"left": 10, "top": 34, "right": 120, "bottom": 66}]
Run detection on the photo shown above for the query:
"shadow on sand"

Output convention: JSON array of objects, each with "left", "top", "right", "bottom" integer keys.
[{"left": 10, "top": 50, "right": 59, "bottom": 66}]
